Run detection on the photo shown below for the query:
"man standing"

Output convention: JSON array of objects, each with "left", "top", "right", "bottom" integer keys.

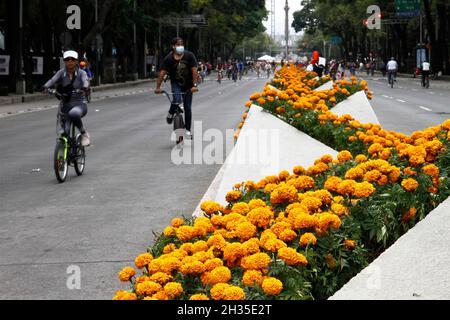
[
  {"left": 421, "top": 60, "right": 431, "bottom": 88},
  {"left": 155, "top": 37, "right": 199, "bottom": 139}
]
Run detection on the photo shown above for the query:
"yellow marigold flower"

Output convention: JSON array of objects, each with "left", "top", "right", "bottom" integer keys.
[
  {"left": 232, "top": 202, "right": 250, "bottom": 215},
  {"left": 135, "top": 253, "right": 154, "bottom": 269},
  {"left": 113, "top": 290, "right": 138, "bottom": 300},
  {"left": 118, "top": 267, "right": 135, "bottom": 282},
  {"left": 207, "top": 234, "right": 228, "bottom": 251},
  {"left": 152, "top": 291, "right": 169, "bottom": 300},
  {"left": 279, "top": 170, "right": 290, "bottom": 181},
  {"left": 193, "top": 250, "right": 215, "bottom": 263},
  {"left": 226, "top": 191, "right": 243, "bottom": 203},
  {"left": 191, "top": 241, "right": 209, "bottom": 254},
  {"left": 344, "top": 240, "right": 357, "bottom": 250},
  {"left": 337, "top": 150, "right": 353, "bottom": 163},
  {"left": 262, "top": 277, "right": 283, "bottom": 296},
  {"left": 264, "top": 183, "right": 278, "bottom": 194},
  {"left": 164, "top": 282, "right": 184, "bottom": 299},
  {"left": 264, "top": 238, "right": 287, "bottom": 252},
  {"left": 243, "top": 270, "right": 264, "bottom": 287},
  {"left": 292, "top": 212, "right": 318, "bottom": 230},
  {"left": 401, "top": 178, "right": 419, "bottom": 192},
  {"left": 345, "top": 167, "right": 364, "bottom": 180},
  {"left": 205, "top": 258, "right": 224, "bottom": 271},
  {"left": 270, "top": 221, "right": 292, "bottom": 237},
  {"left": 402, "top": 208, "right": 417, "bottom": 222},
  {"left": 278, "top": 247, "right": 308, "bottom": 266},
  {"left": 179, "top": 243, "right": 194, "bottom": 254},
  {"left": 190, "top": 294, "right": 210, "bottom": 300},
  {"left": 368, "top": 143, "right": 384, "bottom": 155},
  {"left": 171, "top": 218, "right": 184, "bottom": 228},
  {"left": 241, "top": 253, "right": 272, "bottom": 270},
  {"left": 223, "top": 286, "right": 246, "bottom": 301},
  {"left": 176, "top": 226, "right": 196, "bottom": 242},
  {"left": 247, "top": 207, "right": 274, "bottom": 228},
  {"left": 320, "top": 154, "right": 334, "bottom": 163},
  {"left": 248, "top": 199, "right": 267, "bottom": 210},
  {"left": 318, "top": 213, "right": 342, "bottom": 232},
  {"left": 209, "top": 266, "right": 232, "bottom": 285},
  {"left": 149, "top": 272, "right": 173, "bottom": 285},
  {"left": 135, "top": 281, "right": 162, "bottom": 296},
  {"left": 164, "top": 226, "right": 175, "bottom": 237},
  {"left": 300, "top": 233, "right": 317, "bottom": 247},
  {"left": 210, "top": 283, "right": 230, "bottom": 300}
]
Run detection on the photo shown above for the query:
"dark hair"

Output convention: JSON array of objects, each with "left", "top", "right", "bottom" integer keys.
[{"left": 172, "top": 37, "right": 184, "bottom": 46}]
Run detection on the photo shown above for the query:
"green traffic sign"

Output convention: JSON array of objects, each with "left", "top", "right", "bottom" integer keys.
[{"left": 395, "top": 0, "right": 421, "bottom": 17}]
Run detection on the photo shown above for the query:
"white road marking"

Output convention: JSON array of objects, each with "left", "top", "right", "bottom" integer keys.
[
  {"left": 382, "top": 95, "right": 390, "bottom": 98},
  {"left": 429, "top": 92, "right": 435, "bottom": 95},
  {"left": 419, "top": 106, "right": 432, "bottom": 112},
  {"left": 396, "top": 99, "right": 406, "bottom": 103}
]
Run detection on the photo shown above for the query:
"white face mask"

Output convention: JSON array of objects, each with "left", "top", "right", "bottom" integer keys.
[{"left": 175, "top": 46, "right": 185, "bottom": 55}]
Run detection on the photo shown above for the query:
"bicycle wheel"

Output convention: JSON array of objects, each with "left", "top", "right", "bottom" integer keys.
[
  {"left": 173, "top": 113, "right": 185, "bottom": 146},
  {"left": 54, "top": 140, "right": 68, "bottom": 183},
  {"left": 74, "top": 135, "right": 86, "bottom": 176}
]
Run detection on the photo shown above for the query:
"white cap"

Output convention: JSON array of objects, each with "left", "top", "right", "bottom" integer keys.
[{"left": 63, "top": 50, "right": 79, "bottom": 60}]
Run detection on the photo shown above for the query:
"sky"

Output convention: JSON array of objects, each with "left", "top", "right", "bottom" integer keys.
[{"left": 263, "top": 0, "right": 303, "bottom": 36}]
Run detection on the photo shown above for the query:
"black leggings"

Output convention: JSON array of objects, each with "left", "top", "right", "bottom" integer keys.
[{"left": 63, "top": 104, "right": 88, "bottom": 134}]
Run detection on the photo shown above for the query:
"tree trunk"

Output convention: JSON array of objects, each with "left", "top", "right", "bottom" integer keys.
[
  {"left": 424, "top": 0, "right": 441, "bottom": 71},
  {"left": 82, "top": 0, "right": 114, "bottom": 49}
]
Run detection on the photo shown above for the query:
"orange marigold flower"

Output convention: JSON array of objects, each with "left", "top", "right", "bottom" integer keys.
[
  {"left": 279, "top": 229, "right": 298, "bottom": 242},
  {"left": 163, "top": 226, "right": 175, "bottom": 237},
  {"left": 201, "top": 201, "right": 222, "bottom": 215},
  {"left": 118, "top": 267, "right": 135, "bottom": 282},
  {"left": 190, "top": 294, "right": 210, "bottom": 300},
  {"left": 324, "top": 176, "right": 342, "bottom": 192},
  {"left": 149, "top": 272, "right": 173, "bottom": 285},
  {"left": 293, "top": 165, "right": 306, "bottom": 175},
  {"left": 331, "top": 203, "right": 348, "bottom": 217},
  {"left": 264, "top": 238, "right": 287, "bottom": 252},
  {"left": 210, "top": 283, "right": 230, "bottom": 300},
  {"left": 248, "top": 199, "right": 267, "bottom": 210},
  {"left": 402, "top": 208, "right": 417, "bottom": 222},
  {"left": 247, "top": 207, "right": 274, "bottom": 228},
  {"left": 300, "top": 233, "right": 317, "bottom": 247},
  {"left": 423, "top": 164, "right": 440, "bottom": 178},
  {"left": 344, "top": 240, "right": 357, "bottom": 250},
  {"left": 235, "top": 221, "right": 257, "bottom": 241},
  {"left": 223, "top": 286, "right": 246, "bottom": 301},
  {"left": 278, "top": 247, "right": 308, "bottom": 266},
  {"left": 353, "top": 182, "right": 376, "bottom": 198},
  {"left": 135, "top": 281, "right": 162, "bottom": 296},
  {"left": 176, "top": 226, "right": 197, "bottom": 242},
  {"left": 262, "top": 277, "right": 283, "bottom": 296},
  {"left": 243, "top": 270, "right": 264, "bottom": 287},
  {"left": 232, "top": 202, "right": 250, "bottom": 215},
  {"left": 226, "top": 191, "right": 243, "bottom": 203},
  {"left": 337, "top": 150, "right": 353, "bottom": 163},
  {"left": 171, "top": 218, "right": 184, "bottom": 228},
  {"left": 240, "top": 253, "right": 272, "bottom": 270},
  {"left": 355, "top": 155, "right": 368, "bottom": 163},
  {"left": 179, "top": 260, "right": 206, "bottom": 276},
  {"left": 300, "top": 197, "right": 323, "bottom": 213},
  {"left": 270, "top": 184, "right": 298, "bottom": 204},
  {"left": 135, "top": 253, "right": 154, "bottom": 269},
  {"left": 205, "top": 258, "right": 224, "bottom": 272},
  {"left": 401, "top": 178, "right": 419, "bottom": 192},
  {"left": 209, "top": 267, "right": 232, "bottom": 285},
  {"left": 164, "top": 282, "right": 183, "bottom": 299},
  {"left": 113, "top": 291, "right": 138, "bottom": 300},
  {"left": 207, "top": 234, "right": 228, "bottom": 251}
]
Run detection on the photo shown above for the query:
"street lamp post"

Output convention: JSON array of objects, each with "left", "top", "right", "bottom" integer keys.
[{"left": 284, "top": 0, "right": 290, "bottom": 59}]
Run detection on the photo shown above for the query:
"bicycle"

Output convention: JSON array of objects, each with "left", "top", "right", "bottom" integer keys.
[
  {"left": 422, "top": 73, "right": 430, "bottom": 89},
  {"left": 161, "top": 91, "right": 187, "bottom": 147},
  {"left": 217, "top": 70, "right": 223, "bottom": 84},
  {"left": 48, "top": 89, "right": 86, "bottom": 183},
  {"left": 388, "top": 71, "right": 396, "bottom": 88}
]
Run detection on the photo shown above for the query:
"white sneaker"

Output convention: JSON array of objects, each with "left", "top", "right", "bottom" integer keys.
[
  {"left": 185, "top": 131, "right": 193, "bottom": 140},
  {"left": 81, "top": 132, "right": 91, "bottom": 146}
]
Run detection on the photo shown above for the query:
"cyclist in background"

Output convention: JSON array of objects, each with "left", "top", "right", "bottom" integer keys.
[
  {"left": 421, "top": 60, "right": 431, "bottom": 88},
  {"left": 387, "top": 57, "right": 398, "bottom": 86}
]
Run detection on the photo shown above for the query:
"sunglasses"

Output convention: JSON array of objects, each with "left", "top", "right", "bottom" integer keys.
[{"left": 64, "top": 58, "right": 77, "bottom": 62}]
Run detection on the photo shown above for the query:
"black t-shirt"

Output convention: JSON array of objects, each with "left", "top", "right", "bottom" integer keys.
[{"left": 161, "top": 50, "right": 198, "bottom": 89}]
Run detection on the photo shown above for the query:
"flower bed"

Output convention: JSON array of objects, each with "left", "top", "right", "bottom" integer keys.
[{"left": 114, "top": 65, "right": 450, "bottom": 301}]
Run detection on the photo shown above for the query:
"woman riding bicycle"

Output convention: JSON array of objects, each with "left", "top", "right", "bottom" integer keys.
[{"left": 42, "top": 50, "right": 91, "bottom": 146}]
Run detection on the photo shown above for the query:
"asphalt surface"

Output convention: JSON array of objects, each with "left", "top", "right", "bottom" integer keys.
[
  {"left": 0, "top": 75, "right": 267, "bottom": 300},
  {"left": 360, "top": 73, "right": 450, "bottom": 135}
]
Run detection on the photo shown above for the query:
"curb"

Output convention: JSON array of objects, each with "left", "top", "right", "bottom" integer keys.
[{"left": 0, "top": 79, "right": 155, "bottom": 107}]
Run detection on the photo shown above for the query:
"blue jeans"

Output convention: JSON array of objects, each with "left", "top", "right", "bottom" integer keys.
[{"left": 170, "top": 82, "right": 193, "bottom": 132}]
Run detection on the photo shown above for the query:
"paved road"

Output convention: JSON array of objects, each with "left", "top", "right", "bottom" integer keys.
[
  {"left": 0, "top": 75, "right": 267, "bottom": 300},
  {"left": 361, "top": 74, "right": 450, "bottom": 135}
]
